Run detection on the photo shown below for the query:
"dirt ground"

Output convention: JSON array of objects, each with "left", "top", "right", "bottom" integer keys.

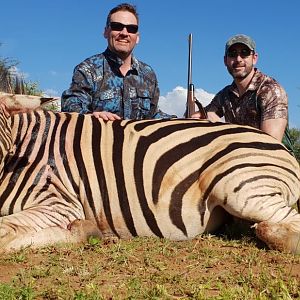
[{"left": 0, "top": 231, "right": 299, "bottom": 299}]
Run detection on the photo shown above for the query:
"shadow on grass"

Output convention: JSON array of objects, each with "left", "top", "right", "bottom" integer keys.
[{"left": 213, "top": 214, "right": 268, "bottom": 250}]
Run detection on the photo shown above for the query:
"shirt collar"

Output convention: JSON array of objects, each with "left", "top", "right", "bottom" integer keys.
[
  {"left": 247, "top": 69, "right": 264, "bottom": 91},
  {"left": 104, "top": 48, "right": 139, "bottom": 72}
]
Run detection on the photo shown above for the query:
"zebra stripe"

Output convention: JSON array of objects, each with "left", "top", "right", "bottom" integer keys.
[{"left": 0, "top": 102, "right": 300, "bottom": 253}]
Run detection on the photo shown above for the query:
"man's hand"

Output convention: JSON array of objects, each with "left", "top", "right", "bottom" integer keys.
[
  {"left": 191, "top": 111, "right": 221, "bottom": 122},
  {"left": 191, "top": 111, "right": 205, "bottom": 119},
  {"left": 92, "top": 111, "right": 122, "bottom": 121}
]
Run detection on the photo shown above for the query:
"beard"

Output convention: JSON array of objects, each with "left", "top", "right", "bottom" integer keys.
[{"left": 227, "top": 62, "right": 253, "bottom": 80}]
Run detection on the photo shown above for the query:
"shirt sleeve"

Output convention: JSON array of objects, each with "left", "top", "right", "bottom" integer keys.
[
  {"left": 61, "top": 63, "right": 94, "bottom": 113},
  {"left": 150, "top": 75, "right": 177, "bottom": 119},
  {"left": 205, "top": 91, "right": 225, "bottom": 118},
  {"left": 258, "top": 81, "right": 288, "bottom": 121}
]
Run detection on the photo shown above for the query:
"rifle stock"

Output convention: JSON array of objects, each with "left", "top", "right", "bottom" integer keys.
[{"left": 186, "top": 83, "right": 195, "bottom": 118}]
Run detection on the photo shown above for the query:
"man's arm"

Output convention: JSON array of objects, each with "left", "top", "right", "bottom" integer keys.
[
  {"left": 61, "top": 64, "right": 94, "bottom": 113},
  {"left": 206, "top": 111, "right": 222, "bottom": 122},
  {"left": 259, "top": 79, "right": 288, "bottom": 142},
  {"left": 191, "top": 110, "right": 222, "bottom": 122},
  {"left": 150, "top": 78, "right": 177, "bottom": 119},
  {"left": 261, "top": 118, "right": 287, "bottom": 141},
  {"left": 191, "top": 92, "right": 223, "bottom": 121}
]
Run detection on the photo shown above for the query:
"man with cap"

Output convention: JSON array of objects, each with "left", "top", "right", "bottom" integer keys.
[{"left": 192, "top": 34, "right": 288, "bottom": 141}]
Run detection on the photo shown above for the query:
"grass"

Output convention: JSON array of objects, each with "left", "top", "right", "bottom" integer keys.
[{"left": 0, "top": 227, "right": 299, "bottom": 300}]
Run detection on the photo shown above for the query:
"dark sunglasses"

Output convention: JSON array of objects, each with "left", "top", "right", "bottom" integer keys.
[
  {"left": 227, "top": 48, "right": 254, "bottom": 58},
  {"left": 109, "top": 22, "right": 138, "bottom": 34}
]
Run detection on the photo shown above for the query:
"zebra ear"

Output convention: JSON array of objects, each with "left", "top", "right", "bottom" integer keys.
[{"left": 0, "top": 92, "right": 59, "bottom": 114}]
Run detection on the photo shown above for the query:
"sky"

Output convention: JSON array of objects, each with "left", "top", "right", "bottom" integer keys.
[{"left": 1, "top": 0, "right": 299, "bottom": 127}]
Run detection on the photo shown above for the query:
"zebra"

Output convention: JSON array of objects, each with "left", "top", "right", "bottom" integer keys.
[
  {"left": 0, "top": 93, "right": 300, "bottom": 253},
  {"left": 0, "top": 92, "right": 58, "bottom": 111}
]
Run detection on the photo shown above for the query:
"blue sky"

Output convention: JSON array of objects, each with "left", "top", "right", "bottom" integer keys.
[{"left": 1, "top": 0, "right": 299, "bottom": 127}]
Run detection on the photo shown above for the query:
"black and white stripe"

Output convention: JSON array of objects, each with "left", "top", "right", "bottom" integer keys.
[{"left": 1, "top": 104, "right": 300, "bottom": 252}]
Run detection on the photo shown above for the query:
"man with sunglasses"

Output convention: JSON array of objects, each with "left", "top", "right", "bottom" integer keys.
[
  {"left": 61, "top": 3, "right": 173, "bottom": 120},
  {"left": 193, "top": 34, "right": 288, "bottom": 142}
]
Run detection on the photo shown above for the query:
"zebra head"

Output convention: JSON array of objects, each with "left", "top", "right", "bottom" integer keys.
[{"left": 0, "top": 92, "right": 59, "bottom": 113}]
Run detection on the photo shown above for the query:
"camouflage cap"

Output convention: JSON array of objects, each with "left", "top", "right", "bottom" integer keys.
[{"left": 225, "top": 34, "right": 256, "bottom": 54}]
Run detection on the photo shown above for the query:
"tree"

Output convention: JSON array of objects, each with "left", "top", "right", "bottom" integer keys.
[
  {"left": 1, "top": 45, "right": 41, "bottom": 95},
  {"left": 287, "top": 127, "right": 300, "bottom": 163},
  {"left": 0, "top": 57, "right": 17, "bottom": 93},
  {"left": 1, "top": 49, "right": 60, "bottom": 111}
]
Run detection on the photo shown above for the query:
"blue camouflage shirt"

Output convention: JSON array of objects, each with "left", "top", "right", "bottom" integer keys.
[{"left": 61, "top": 48, "right": 173, "bottom": 119}]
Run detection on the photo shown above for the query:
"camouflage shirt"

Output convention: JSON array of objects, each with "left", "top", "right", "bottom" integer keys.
[
  {"left": 61, "top": 48, "right": 173, "bottom": 119},
  {"left": 205, "top": 69, "right": 288, "bottom": 129}
]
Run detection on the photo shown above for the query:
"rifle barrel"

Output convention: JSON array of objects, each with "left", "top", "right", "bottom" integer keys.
[
  {"left": 185, "top": 33, "right": 195, "bottom": 117},
  {"left": 185, "top": 33, "right": 207, "bottom": 119},
  {"left": 188, "top": 33, "right": 193, "bottom": 88}
]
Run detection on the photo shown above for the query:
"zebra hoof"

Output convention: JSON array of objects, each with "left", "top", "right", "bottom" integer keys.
[
  {"left": 256, "top": 221, "right": 300, "bottom": 254},
  {"left": 0, "top": 226, "right": 32, "bottom": 253},
  {"left": 67, "top": 219, "right": 103, "bottom": 242},
  {"left": 0, "top": 225, "right": 16, "bottom": 248}
]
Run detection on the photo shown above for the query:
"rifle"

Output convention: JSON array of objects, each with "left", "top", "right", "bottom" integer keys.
[{"left": 184, "top": 33, "right": 207, "bottom": 119}]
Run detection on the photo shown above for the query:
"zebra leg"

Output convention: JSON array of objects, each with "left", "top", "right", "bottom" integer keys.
[
  {"left": 254, "top": 206, "right": 300, "bottom": 254},
  {"left": 255, "top": 219, "right": 300, "bottom": 254},
  {"left": 221, "top": 194, "right": 300, "bottom": 254},
  {"left": 0, "top": 210, "right": 102, "bottom": 252}
]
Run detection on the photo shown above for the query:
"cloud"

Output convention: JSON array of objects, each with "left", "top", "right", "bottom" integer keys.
[
  {"left": 43, "top": 89, "right": 60, "bottom": 97},
  {"left": 158, "top": 86, "right": 214, "bottom": 117}
]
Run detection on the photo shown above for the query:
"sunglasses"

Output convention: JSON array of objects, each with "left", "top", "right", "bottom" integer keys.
[
  {"left": 109, "top": 22, "right": 139, "bottom": 34},
  {"left": 227, "top": 48, "right": 254, "bottom": 58}
]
